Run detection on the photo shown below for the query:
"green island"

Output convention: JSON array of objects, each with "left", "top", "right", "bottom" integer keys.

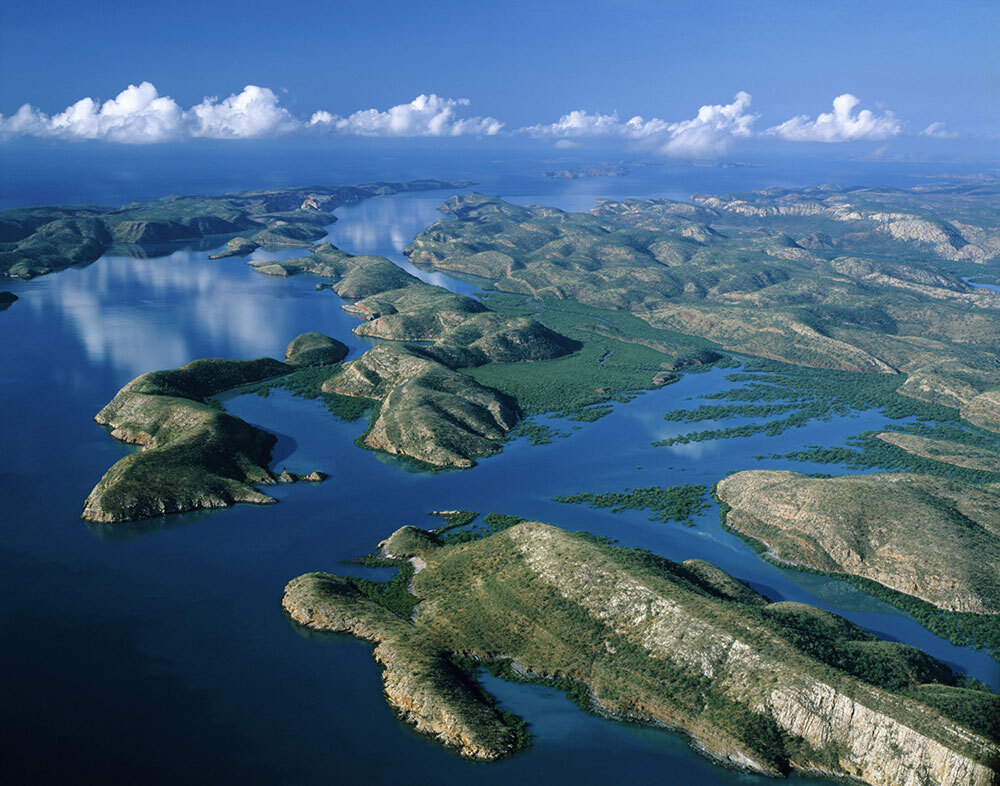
[
  {"left": 554, "top": 483, "right": 709, "bottom": 525},
  {"left": 82, "top": 203, "right": 737, "bottom": 520},
  {"left": 283, "top": 520, "right": 999, "bottom": 783},
  {"left": 0, "top": 180, "right": 466, "bottom": 279},
  {"left": 81, "top": 332, "right": 347, "bottom": 523}
]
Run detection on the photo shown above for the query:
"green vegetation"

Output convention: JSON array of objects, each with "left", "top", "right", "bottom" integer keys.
[
  {"left": 84, "top": 335, "right": 342, "bottom": 523},
  {"left": 466, "top": 293, "right": 722, "bottom": 419},
  {"left": 428, "top": 510, "right": 479, "bottom": 533},
  {"left": 769, "top": 431, "right": 1000, "bottom": 483},
  {"left": 654, "top": 358, "right": 959, "bottom": 448},
  {"left": 508, "top": 420, "right": 570, "bottom": 445},
  {"left": 284, "top": 520, "right": 999, "bottom": 777},
  {"left": 344, "top": 556, "right": 420, "bottom": 619},
  {"left": 438, "top": 512, "right": 526, "bottom": 544},
  {"left": 406, "top": 189, "right": 1000, "bottom": 423},
  {"left": 902, "top": 685, "right": 1000, "bottom": 743},
  {"left": 236, "top": 366, "right": 372, "bottom": 422},
  {"left": 83, "top": 356, "right": 292, "bottom": 523},
  {"left": 554, "top": 483, "right": 709, "bottom": 525}
]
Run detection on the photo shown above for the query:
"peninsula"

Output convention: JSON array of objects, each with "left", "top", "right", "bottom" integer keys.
[
  {"left": 82, "top": 332, "right": 347, "bottom": 523},
  {"left": 284, "top": 520, "right": 999, "bottom": 784}
]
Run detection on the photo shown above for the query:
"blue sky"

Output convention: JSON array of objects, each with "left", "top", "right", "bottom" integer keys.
[{"left": 0, "top": 0, "right": 996, "bottom": 154}]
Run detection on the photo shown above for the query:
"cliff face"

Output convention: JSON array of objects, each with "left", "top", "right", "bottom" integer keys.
[
  {"left": 284, "top": 522, "right": 999, "bottom": 784},
  {"left": 715, "top": 470, "right": 1000, "bottom": 614}
]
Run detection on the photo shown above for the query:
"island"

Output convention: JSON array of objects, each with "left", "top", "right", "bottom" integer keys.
[
  {"left": 0, "top": 180, "right": 467, "bottom": 279},
  {"left": 242, "top": 241, "right": 583, "bottom": 466},
  {"left": 0, "top": 290, "right": 16, "bottom": 310},
  {"left": 404, "top": 182, "right": 1000, "bottom": 427},
  {"left": 543, "top": 163, "right": 629, "bottom": 179},
  {"left": 82, "top": 332, "right": 347, "bottom": 523},
  {"left": 283, "top": 519, "right": 999, "bottom": 784}
]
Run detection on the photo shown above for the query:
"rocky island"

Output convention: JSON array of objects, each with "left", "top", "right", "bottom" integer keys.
[
  {"left": 715, "top": 470, "right": 1000, "bottom": 615},
  {"left": 82, "top": 332, "right": 347, "bottom": 523},
  {"left": 241, "top": 240, "right": 585, "bottom": 466},
  {"left": 283, "top": 520, "right": 999, "bottom": 784}
]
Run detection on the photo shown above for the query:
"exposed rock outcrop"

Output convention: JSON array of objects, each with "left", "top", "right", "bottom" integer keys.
[{"left": 716, "top": 470, "right": 1000, "bottom": 613}]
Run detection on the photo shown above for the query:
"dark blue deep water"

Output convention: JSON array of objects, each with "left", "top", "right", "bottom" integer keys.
[{"left": 1, "top": 151, "right": 997, "bottom": 784}]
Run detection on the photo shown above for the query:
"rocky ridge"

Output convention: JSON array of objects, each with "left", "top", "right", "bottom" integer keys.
[
  {"left": 283, "top": 521, "right": 1000, "bottom": 783},
  {"left": 716, "top": 470, "right": 1000, "bottom": 614}
]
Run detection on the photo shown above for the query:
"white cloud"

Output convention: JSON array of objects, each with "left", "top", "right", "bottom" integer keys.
[
  {"left": 520, "top": 92, "right": 756, "bottom": 157},
  {"left": 659, "top": 91, "right": 755, "bottom": 156},
  {"left": 522, "top": 109, "right": 627, "bottom": 138},
  {"left": 768, "top": 94, "right": 900, "bottom": 142},
  {"left": 921, "top": 121, "right": 958, "bottom": 139},
  {"left": 1, "top": 82, "right": 185, "bottom": 143},
  {"left": 0, "top": 82, "right": 296, "bottom": 142},
  {"left": 189, "top": 85, "right": 298, "bottom": 139},
  {"left": 309, "top": 93, "right": 502, "bottom": 137}
]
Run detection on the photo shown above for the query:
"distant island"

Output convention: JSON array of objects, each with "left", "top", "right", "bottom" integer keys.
[
  {"left": 283, "top": 518, "right": 999, "bottom": 783},
  {"left": 0, "top": 180, "right": 468, "bottom": 279},
  {"left": 543, "top": 163, "right": 629, "bottom": 179}
]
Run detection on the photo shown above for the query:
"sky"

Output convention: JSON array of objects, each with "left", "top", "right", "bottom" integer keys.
[{"left": 0, "top": 0, "right": 997, "bottom": 157}]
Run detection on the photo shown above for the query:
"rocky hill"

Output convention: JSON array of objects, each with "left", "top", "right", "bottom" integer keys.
[
  {"left": 716, "top": 470, "right": 1000, "bottom": 614},
  {"left": 284, "top": 521, "right": 1000, "bottom": 783},
  {"left": 404, "top": 185, "right": 1000, "bottom": 425}
]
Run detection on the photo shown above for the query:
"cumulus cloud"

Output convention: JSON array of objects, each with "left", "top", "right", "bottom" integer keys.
[
  {"left": 2, "top": 82, "right": 185, "bottom": 143},
  {"left": 520, "top": 92, "right": 756, "bottom": 157},
  {"left": 768, "top": 94, "right": 900, "bottom": 142},
  {"left": 190, "top": 85, "right": 298, "bottom": 138},
  {"left": 0, "top": 82, "right": 297, "bottom": 142},
  {"left": 921, "top": 121, "right": 958, "bottom": 139},
  {"left": 308, "top": 94, "right": 502, "bottom": 137}
]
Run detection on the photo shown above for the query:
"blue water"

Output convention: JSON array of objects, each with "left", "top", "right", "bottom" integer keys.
[{"left": 2, "top": 162, "right": 997, "bottom": 785}]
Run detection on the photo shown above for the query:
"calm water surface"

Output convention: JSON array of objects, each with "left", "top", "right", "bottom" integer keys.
[{"left": 2, "top": 181, "right": 997, "bottom": 785}]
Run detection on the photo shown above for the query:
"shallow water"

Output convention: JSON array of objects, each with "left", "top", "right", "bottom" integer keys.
[{"left": 1, "top": 181, "right": 997, "bottom": 785}]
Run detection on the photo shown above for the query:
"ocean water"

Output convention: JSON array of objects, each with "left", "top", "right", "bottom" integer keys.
[{"left": 1, "top": 153, "right": 997, "bottom": 784}]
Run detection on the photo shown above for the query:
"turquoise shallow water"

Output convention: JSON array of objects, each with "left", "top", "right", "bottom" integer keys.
[{"left": 1, "top": 183, "right": 997, "bottom": 785}]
